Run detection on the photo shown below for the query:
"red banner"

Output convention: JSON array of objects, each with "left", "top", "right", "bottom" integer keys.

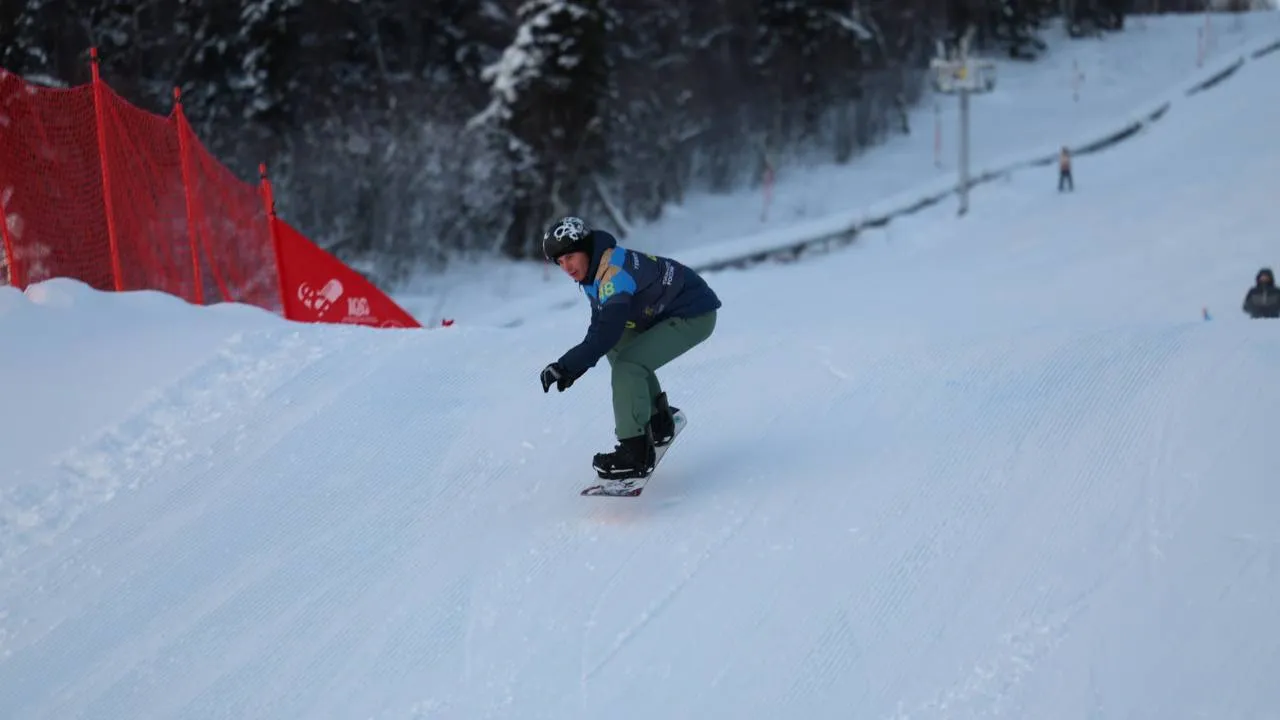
[{"left": 272, "top": 217, "right": 421, "bottom": 328}]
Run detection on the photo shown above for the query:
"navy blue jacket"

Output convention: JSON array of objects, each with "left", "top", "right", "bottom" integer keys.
[
  {"left": 1243, "top": 282, "right": 1279, "bottom": 318},
  {"left": 557, "top": 231, "right": 721, "bottom": 377}
]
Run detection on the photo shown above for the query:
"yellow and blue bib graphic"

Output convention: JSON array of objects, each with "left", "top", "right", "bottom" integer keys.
[{"left": 584, "top": 247, "right": 637, "bottom": 305}]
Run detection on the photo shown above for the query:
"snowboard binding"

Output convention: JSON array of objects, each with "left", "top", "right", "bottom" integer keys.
[{"left": 582, "top": 409, "right": 686, "bottom": 497}]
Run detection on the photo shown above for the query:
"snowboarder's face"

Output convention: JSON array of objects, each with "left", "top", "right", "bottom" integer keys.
[
  {"left": 1259, "top": 272, "right": 1274, "bottom": 287},
  {"left": 557, "top": 251, "right": 589, "bottom": 282}
]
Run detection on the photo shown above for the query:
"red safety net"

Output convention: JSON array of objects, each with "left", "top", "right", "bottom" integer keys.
[
  {"left": 0, "top": 71, "right": 112, "bottom": 292},
  {"left": 0, "top": 51, "right": 419, "bottom": 329}
]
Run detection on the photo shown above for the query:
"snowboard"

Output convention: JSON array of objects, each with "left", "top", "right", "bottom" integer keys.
[{"left": 580, "top": 410, "right": 687, "bottom": 498}]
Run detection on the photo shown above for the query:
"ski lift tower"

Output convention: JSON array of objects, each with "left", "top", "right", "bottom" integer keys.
[{"left": 931, "top": 28, "right": 997, "bottom": 216}]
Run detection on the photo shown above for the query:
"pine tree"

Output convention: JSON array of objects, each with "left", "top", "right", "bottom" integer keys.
[
  {"left": 755, "top": 0, "right": 878, "bottom": 161},
  {"left": 470, "top": 0, "right": 610, "bottom": 257},
  {"left": 0, "top": 0, "right": 62, "bottom": 81},
  {"left": 179, "top": 0, "right": 300, "bottom": 148}
]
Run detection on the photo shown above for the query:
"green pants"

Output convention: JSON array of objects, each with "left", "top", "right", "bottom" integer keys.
[{"left": 605, "top": 310, "right": 717, "bottom": 439}]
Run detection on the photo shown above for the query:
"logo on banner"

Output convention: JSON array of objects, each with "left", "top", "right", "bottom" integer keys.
[
  {"left": 295, "top": 278, "right": 419, "bottom": 327},
  {"left": 341, "top": 295, "right": 382, "bottom": 326},
  {"left": 297, "top": 279, "right": 344, "bottom": 317},
  {"left": 294, "top": 280, "right": 384, "bottom": 326},
  {"left": 274, "top": 216, "right": 422, "bottom": 328},
  {"left": 347, "top": 297, "right": 370, "bottom": 317}
]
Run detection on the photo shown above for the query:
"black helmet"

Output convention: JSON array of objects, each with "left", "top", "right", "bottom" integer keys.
[
  {"left": 542, "top": 216, "right": 592, "bottom": 261},
  {"left": 1259, "top": 267, "right": 1275, "bottom": 285}
]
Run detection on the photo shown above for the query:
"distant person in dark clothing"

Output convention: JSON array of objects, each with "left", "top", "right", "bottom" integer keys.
[
  {"left": 1058, "top": 147, "right": 1074, "bottom": 192},
  {"left": 1242, "top": 267, "right": 1279, "bottom": 318}
]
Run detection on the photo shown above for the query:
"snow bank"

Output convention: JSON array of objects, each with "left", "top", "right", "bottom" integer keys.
[{"left": 0, "top": 280, "right": 284, "bottom": 491}]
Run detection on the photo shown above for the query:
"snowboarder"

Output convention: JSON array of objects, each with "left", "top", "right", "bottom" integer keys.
[
  {"left": 1058, "top": 146, "right": 1074, "bottom": 192},
  {"left": 538, "top": 216, "right": 721, "bottom": 479},
  {"left": 1242, "top": 267, "right": 1279, "bottom": 319}
]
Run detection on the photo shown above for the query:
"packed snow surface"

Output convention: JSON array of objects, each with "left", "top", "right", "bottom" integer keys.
[{"left": 2, "top": 14, "right": 1279, "bottom": 720}]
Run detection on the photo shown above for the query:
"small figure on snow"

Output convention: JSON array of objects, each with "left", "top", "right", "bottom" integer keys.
[
  {"left": 1242, "top": 267, "right": 1279, "bottom": 319},
  {"left": 1058, "top": 146, "right": 1074, "bottom": 192},
  {"left": 538, "top": 216, "right": 721, "bottom": 480}
]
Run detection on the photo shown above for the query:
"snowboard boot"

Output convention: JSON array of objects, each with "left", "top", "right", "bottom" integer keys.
[
  {"left": 593, "top": 432, "right": 656, "bottom": 480},
  {"left": 648, "top": 392, "right": 680, "bottom": 447}
]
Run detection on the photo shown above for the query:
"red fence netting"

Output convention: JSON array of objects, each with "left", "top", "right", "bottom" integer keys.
[{"left": 0, "top": 49, "right": 419, "bottom": 329}]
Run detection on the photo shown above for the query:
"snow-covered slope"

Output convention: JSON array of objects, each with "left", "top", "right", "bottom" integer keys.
[{"left": 3, "top": 19, "right": 1280, "bottom": 720}]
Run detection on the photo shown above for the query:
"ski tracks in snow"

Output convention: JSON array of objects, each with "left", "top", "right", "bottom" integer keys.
[
  {"left": 578, "top": 492, "right": 761, "bottom": 687},
  {"left": 880, "top": 324, "right": 1225, "bottom": 718},
  {"left": 0, "top": 325, "right": 437, "bottom": 717},
  {"left": 0, "top": 328, "right": 354, "bottom": 656},
  {"left": 3, "top": 301, "right": 1275, "bottom": 718}
]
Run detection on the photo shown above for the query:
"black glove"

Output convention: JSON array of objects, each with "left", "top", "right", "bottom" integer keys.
[{"left": 540, "top": 362, "right": 577, "bottom": 393}]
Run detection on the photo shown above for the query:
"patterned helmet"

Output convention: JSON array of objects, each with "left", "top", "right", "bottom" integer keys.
[{"left": 542, "top": 216, "right": 592, "bottom": 261}]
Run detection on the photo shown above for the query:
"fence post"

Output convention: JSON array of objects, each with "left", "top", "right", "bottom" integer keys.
[
  {"left": 89, "top": 47, "right": 123, "bottom": 292},
  {"left": 933, "top": 101, "right": 942, "bottom": 167},
  {"left": 173, "top": 87, "right": 204, "bottom": 305},
  {"left": 258, "top": 163, "right": 290, "bottom": 318},
  {"left": 0, "top": 187, "right": 16, "bottom": 287}
]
